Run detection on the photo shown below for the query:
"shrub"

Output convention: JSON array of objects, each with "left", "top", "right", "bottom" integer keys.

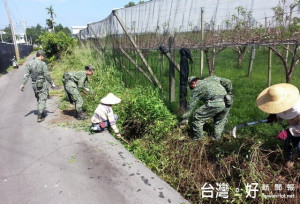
[{"left": 38, "top": 31, "right": 77, "bottom": 62}]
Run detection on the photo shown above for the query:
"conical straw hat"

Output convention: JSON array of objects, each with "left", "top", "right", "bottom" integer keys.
[
  {"left": 101, "top": 93, "right": 121, "bottom": 105},
  {"left": 256, "top": 83, "right": 299, "bottom": 114}
]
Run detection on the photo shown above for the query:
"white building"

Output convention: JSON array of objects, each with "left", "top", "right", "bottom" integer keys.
[
  {"left": 16, "top": 33, "right": 26, "bottom": 44},
  {"left": 72, "top": 26, "right": 87, "bottom": 38}
]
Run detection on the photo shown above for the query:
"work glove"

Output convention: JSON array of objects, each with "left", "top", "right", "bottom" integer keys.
[
  {"left": 224, "top": 94, "right": 234, "bottom": 107},
  {"left": 51, "top": 83, "right": 56, "bottom": 88},
  {"left": 116, "top": 133, "right": 122, "bottom": 138},
  {"left": 267, "top": 114, "right": 278, "bottom": 123},
  {"left": 180, "top": 119, "right": 188, "bottom": 127},
  {"left": 20, "top": 85, "right": 25, "bottom": 92},
  {"left": 276, "top": 129, "right": 288, "bottom": 141}
]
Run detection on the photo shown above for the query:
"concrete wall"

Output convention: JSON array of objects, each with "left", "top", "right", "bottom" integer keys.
[{"left": 0, "top": 43, "right": 33, "bottom": 73}]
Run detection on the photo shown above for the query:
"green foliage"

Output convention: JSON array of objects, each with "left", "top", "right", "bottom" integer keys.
[
  {"left": 124, "top": 1, "right": 136, "bottom": 8},
  {"left": 2, "top": 26, "right": 12, "bottom": 43},
  {"left": 38, "top": 31, "right": 77, "bottom": 62},
  {"left": 54, "top": 24, "right": 72, "bottom": 36},
  {"left": 26, "top": 24, "right": 46, "bottom": 44}
]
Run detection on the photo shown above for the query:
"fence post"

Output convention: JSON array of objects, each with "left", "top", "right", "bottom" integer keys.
[
  {"left": 169, "top": 36, "right": 175, "bottom": 103},
  {"left": 161, "top": 53, "right": 164, "bottom": 76},
  {"left": 268, "top": 48, "right": 272, "bottom": 86},
  {"left": 248, "top": 45, "right": 256, "bottom": 76},
  {"left": 200, "top": 7, "right": 204, "bottom": 77}
]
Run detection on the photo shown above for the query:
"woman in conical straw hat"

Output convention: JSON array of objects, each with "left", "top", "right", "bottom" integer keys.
[
  {"left": 91, "top": 93, "right": 122, "bottom": 138},
  {"left": 257, "top": 83, "right": 300, "bottom": 168}
]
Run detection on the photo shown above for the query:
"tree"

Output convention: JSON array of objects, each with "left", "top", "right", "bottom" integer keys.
[
  {"left": 2, "top": 26, "right": 12, "bottom": 43},
  {"left": 26, "top": 24, "right": 46, "bottom": 44},
  {"left": 54, "top": 24, "right": 71, "bottom": 36},
  {"left": 267, "top": 0, "right": 300, "bottom": 83},
  {"left": 38, "top": 31, "right": 77, "bottom": 62},
  {"left": 46, "top": 5, "right": 56, "bottom": 32},
  {"left": 124, "top": 2, "right": 135, "bottom": 8},
  {"left": 225, "top": 6, "right": 253, "bottom": 68},
  {"left": 125, "top": 1, "right": 145, "bottom": 7}
]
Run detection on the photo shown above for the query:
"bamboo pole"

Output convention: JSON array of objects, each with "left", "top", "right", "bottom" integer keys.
[
  {"left": 119, "top": 47, "right": 155, "bottom": 85},
  {"left": 113, "top": 10, "right": 162, "bottom": 89},
  {"left": 248, "top": 45, "right": 256, "bottom": 76},
  {"left": 161, "top": 51, "right": 180, "bottom": 72},
  {"left": 114, "top": 57, "right": 134, "bottom": 77},
  {"left": 169, "top": 36, "right": 175, "bottom": 102},
  {"left": 268, "top": 48, "right": 272, "bottom": 87},
  {"left": 200, "top": 7, "right": 204, "bottom": 77}
]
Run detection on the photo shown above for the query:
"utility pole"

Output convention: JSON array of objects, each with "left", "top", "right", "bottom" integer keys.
[
  {"left": 21, "top": 21, "right": 28, "bottom": 44},
  {"left": 4, "top": 0, "right": 20, "bottom": 60}
]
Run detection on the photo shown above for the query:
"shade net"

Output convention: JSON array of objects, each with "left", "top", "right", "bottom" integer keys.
[{"left": 79, "top": 0, "right": 299, "bottom": 46}]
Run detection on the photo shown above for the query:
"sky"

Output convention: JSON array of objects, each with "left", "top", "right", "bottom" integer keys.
[{"left": 0, "top": 0, "right": 141, "bottom": 33}]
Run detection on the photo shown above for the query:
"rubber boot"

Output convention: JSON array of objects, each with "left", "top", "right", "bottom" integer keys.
[
  {"left": 76, "top": 111, "right": 88, "bottom": 120},
  {"left": 37, "top": 113, "right": 45, "bottom": 122}
]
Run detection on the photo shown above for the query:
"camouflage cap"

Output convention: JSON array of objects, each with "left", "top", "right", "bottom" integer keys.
[
  {"left": 36, "top": 50, "right": 46, "bottom": 57},
  {"left": 85, "top": 64, "right": 95, "bottom": 72},
  {"left": 188, "top": 76, "right": 197, "bottom": 84}
]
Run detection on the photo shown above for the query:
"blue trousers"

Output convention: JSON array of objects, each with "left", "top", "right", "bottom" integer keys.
[{"left": 284, "top": 131, "right": 300, "bottom": 161}]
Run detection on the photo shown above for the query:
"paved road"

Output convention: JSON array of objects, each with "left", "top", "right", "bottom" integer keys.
[{"left": 0, "top": 55, "right": 189, "bottom": 204}]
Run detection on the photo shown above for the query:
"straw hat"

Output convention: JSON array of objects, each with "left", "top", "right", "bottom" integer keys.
[
  {"left": 256, "top": 83, "right": 299, "bottom": 114},
  {"left": 277, "top": 96, "right": 300, "bottom": 120},
  {"left": 101, "top": 93, "right": 121, "bottom": 105}
]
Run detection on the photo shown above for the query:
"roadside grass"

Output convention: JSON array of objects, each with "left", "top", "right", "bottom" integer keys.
[{"left": 50, "top": 43, "right": 299, "bottom": 204}]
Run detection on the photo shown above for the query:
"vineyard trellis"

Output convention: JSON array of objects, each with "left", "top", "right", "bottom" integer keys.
[{"left": 78, "top": 0, "right": 300, "bottom": 103}]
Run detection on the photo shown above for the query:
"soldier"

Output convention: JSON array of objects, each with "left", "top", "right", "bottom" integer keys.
[
  {"left": 62, "top": 65, "right": 95, "bottom": 120},
  {"left": 20, "top": 50, "right": 55, "bottom": 122},
  {"left": 181, "top": 76, "right": 233, "bottom": 140}
]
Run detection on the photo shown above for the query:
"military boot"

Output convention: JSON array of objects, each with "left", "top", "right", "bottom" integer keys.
[{"left": 76, "top": 111, "right": 88, "bottom": 120}]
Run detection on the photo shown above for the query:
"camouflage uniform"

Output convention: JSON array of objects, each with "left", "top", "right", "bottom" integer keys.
[
  {"left": 182, "top": 76, "right": 233, "bottom": 139},
  {"left": 22, "top": 58, "right": 54, "bottom": 117},
  {"left": 62, "top": 71, "right": 90, "bottom": 113}
]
